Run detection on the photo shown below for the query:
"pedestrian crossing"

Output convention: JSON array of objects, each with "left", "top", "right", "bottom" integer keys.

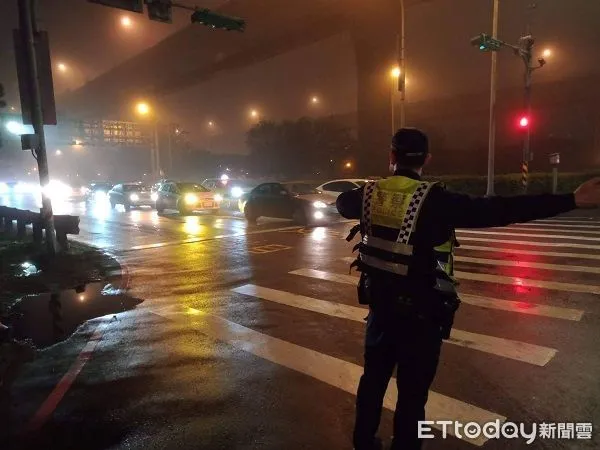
[{"left": 150, "top": 216, "right": 600, "bottom": 447}]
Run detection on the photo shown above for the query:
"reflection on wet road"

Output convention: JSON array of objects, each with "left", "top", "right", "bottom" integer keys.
[{"left": 4, "top": 192, "right": 600, "bottom": 449}]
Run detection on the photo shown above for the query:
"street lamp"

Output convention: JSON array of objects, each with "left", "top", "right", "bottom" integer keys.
[
  {"left": 250, "top": 109, "right": 259, "bottom": 119},
  {"left": 311, "top": 96, "right": 320, "bottom": 105},
  {"left": 208, "top": 120, "right": 215, "bottom": 128},
  {"left": 120, "top": 15, "right": 133, "bottom": 28},
  {"left": 55, "top": 149, "right": 62, "bottom": 156},
  {"left": 344, "top": 161, "right": 353, "bottom": 169},
  {"left": 390, "top": 66, "right": 401, "bottom": 133},
  {"left": 57, "top": 62, "right": 67, "bottom": 72},
  {"left": 136, "top": 102, "right": 150, "bottom": 116},
  {"left": 134, "top": 101, "right": 160, "bottom": 177},
  {"left": 542, "top": 48, "right": 552, "bottom": 58}
]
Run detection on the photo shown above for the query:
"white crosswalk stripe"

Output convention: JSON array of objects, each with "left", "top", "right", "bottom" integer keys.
[
  {"left": 456, "top": 244, "right": 600, "bottom": 261},
  {"left": 232, "top": 284, "right": 558, "bottom": 366},
  {"left": 153, "top": 305, "right": 504, "bottom": 446},
  {"left": 291, "top": 266, "right": 600, "bottom": 295},
  {"left": 457, "top": 229, "right": 600, "bottom": 242},
  {"left": 156, "top": 215, "right": 598, "bottom": 447}
]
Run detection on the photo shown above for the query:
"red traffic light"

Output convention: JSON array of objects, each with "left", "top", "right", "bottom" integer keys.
[{"left": 518, "top": 116, "right": 529, "bottom": 128}]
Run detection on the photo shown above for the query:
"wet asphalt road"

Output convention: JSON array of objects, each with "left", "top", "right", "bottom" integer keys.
[{"left": 4, "top": 194, "right": 600, "bottom": 450}]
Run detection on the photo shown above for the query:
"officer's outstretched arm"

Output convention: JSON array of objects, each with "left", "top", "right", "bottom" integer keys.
[{"left": 439, "top": 189, "right": 577, "bottom": 229}]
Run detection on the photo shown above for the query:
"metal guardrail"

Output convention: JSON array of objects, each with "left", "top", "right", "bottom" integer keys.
[{"left": 0, "top": 206, "right": 79, "bottom": 252}]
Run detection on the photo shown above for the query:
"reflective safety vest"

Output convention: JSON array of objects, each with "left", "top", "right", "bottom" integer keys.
[
  {"left": 434, "top": 230, "right": 458, "bottom": 277},
  {"left": 350, "top": 176, "right": 455, "bottom": 279}
]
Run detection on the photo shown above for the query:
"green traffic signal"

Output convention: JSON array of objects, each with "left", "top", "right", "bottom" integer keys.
[{"left": 190, "top": 8, "right": 245, "bottom": 32}]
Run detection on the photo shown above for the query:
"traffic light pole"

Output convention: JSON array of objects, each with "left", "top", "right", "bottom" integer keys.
[
  {"left": 521, "top": 39, "right": 534, "bottom": 192},
  {"left": 18, "top": 0, "right": 56, "bottom": 255},
  {"left": 486, "top": 0, "right": 499, "bottom": 197}
]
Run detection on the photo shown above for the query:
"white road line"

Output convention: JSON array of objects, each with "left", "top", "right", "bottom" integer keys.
[
  {"left": 457, "top": 229, "right": 600, "bottom": 242},
  {"left": 233, "top": 284, "right": 558, "bottom": 366},
  {"left": 127, "top": 225, "right": 303, "bottom": 250},
  {"left": 455, "top": 256, "right": 600, "bottom": 274},
  {"left": 502, "top": 226, "right": 600, "bottom": 236},
  {"left": 459, "top": 293, "right": 584, "bottom": 321},
  {"left": 517, "top": 222, "right": 600, "bottom": 230},
  {"left": 153, "top": 306, "right": 504, "bottom": 446},
  {"left": 535, "top": 218, "right": 600, "bottom": 224},
  {"left": 292, "top": 266, "right": 600, "bottom": 296},
  {"left": 337, "top": 259, "right": 584, "bottom": 320},
  {"left": 457, "top": 244, "right": 600, "bottom": 261},
  {"left": 455, "top": 271, "right": 600, "bottom": 295},
  {"left": 456, "top": 236, "right": 600, "bottom": 251}
]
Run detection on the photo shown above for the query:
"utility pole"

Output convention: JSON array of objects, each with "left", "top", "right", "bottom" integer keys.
[
  {"left": 519, "top": 34, "right": 537, "bottom": 192},
  {"left": 398, "top": 0, "right": 406, "bottom": 128},
  {"left": 486, "top": 0, "right": 499, "bottom": 197},
  {"left": 17, "top": 0, "right": 56, "bottom": 254}
]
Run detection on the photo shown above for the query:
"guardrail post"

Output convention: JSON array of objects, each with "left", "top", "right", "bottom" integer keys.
[{"left": 32, "top": 221, "right": 43, "bottom": 246}]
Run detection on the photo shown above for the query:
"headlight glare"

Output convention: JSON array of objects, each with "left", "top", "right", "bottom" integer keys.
[
  {"left": 313, "top": 201, "right": 327, "bottom": 209},
  {"left": 129, "top": 193, "right": 139, "bottom": 201},
  {"left": 214, "top": 193, "right": 223, "bottom": 203},
  {"left": 184, "top": 193, "right": 198, "bottom": 205},
  {"left": 231, "top": 187, "right": 244, "bottom": 198},
  {"left": 151, "top": 192, "right": 158, "bottom": 201}
]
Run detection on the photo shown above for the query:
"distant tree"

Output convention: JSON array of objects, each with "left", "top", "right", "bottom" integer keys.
[{"left": 246, "top": 117, "right": 357, "bottom": 178}]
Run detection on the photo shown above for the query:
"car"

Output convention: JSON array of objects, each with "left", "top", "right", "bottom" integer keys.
[
  {"left": 201, "top": 177, "right": 255, "bottom": 208},
  {"left": 155, "top": 181, "right": 222, "bottom": 215},
  {"left": 108, "top": 183, "right": 154, "bottom": 211},
  {"left": 241, "top": 182, "right": 338, "bottom": 225},
  {"left": 315, "top": 179, "right": 369, "bottom": 199},
  {"left": 83, "top": 182, "right": 113, "bottom": 203}
]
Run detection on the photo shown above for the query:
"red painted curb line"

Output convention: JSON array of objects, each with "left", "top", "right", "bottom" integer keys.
[{"left": 24, "top": 252, "right": 131, "bottom": 433}]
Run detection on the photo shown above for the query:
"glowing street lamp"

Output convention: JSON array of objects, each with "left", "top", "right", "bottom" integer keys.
[
  {"left": 136, "top": 102, "right": 150, "bottom": 116},
  {"left": 121, "top": 15, "right": 133, "bottom": 28},
  {"left": 57, "top": 62, "right": 67, "bottom": 73},
  {"left": 55, "top": 150, "right": 62, "bottom": 156},
  {"left": 208, "top": 120, "right": 215, "bottom": 127},
  {"left": 311, "top": 96, "right": 320, "bottom": 105},
  {"left": 249, "top": 109, "right": 259, "bottom": 119},
  {"left": 542, "top": 48, "right": 552, "bottom": 59},
  {"left": 344, "top": 161, "right": 353, "bottom": 169},
  {"left": 390, "top": 66, "right": 401, "bottom": 79}
]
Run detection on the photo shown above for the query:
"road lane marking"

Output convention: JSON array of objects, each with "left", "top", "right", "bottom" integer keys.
[
  {"left": 291, "top": 266, "right": 600, "bottom": 296},
  {"left": 517, "top": 222, "right": 600, "bottom": 230},
  {"left": 336, "top": 259, "right": 584, "bottom": 320},
  {"left": 127, "top": 225, "right": 303, "bottom": 250},
  {"left": 534, "top": 218, "right": 600, "bottom": 224},
  {"left": 455, "top": 256, "right": 600, "bottom": 274},
  {"left": 232, "top": 284, "right": 558, "bottom": 366},
  {"left": 248, "top": 244, "right": 292, "bottom": 254},
  {"left": 457, "top": 245, "right": 600, "bottom": 261},
  {"left": 153, "top": 306, "right": 504, "bottom": 446},
  {"left": 455, "top": 236, "right": 600, "bottom": 251},
  {"left": 459, "top": 293, "right": 584, "bottom": 321},
  {"left": 457, "top": 229, "right": 600, "bottom": 242},
  {"left": 502, "top": 226, "right": 600, "bottom": 236}
]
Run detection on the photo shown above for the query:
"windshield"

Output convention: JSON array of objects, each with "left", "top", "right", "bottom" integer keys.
[
  {"left": 178, "top": 183, "right": 209, "bottom": 193},
  {"left": 124, "top": 184, "right": 149, "bottom": 192},
  {"left": 283, "top": 183, "right": 320, "bottom": 195}
]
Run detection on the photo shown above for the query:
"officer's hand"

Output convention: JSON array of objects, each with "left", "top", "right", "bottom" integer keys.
[{"left": 574, "top": 177, "right": 600, "bottom": 208}]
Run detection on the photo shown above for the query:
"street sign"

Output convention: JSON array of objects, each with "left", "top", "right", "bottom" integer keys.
[
  {"left": 88, "top": 0, "right": 143, "bottom": 13},
  {"left": 470, "top": 33, "right": 503, "bottom": 52},
  {"left": 13, "top": 29, "right": 57, "bottom": 125}
]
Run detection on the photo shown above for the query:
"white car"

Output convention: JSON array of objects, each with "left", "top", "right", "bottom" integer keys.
[{"left": 316, "top": 179, "right": 368, "bottom": 199}]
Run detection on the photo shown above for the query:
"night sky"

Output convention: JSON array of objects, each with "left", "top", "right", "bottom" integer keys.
[{"left": 1, "top": 0, "right": 599, "bottom": 154}]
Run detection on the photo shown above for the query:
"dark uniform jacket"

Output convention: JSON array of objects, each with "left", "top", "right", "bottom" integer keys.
[{"left": 337, "top": 168, "right": 577, "bottom": 296}]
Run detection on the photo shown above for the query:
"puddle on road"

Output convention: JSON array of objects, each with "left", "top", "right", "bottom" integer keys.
[{"left": 8, "top": 282, "right": 143, "bottom": 348}]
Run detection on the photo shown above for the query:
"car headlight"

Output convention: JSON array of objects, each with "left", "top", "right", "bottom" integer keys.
[
  {"left": 184, "top": 193, "right": 198, "bottom": 205},
  {"left": 151, "top": 192, "right": 158, "bottom": 201},
  {"left": 214, "top": 193, "right": 223, "bottom": 203},
  {"left": 129, "top": 193, "right": 139, "bottom": 201},
  {"left": 94, "top": 190, "right": 107, "bottom": 200},
  {"left": 313, "top": 201, "right": 327, "bottom": 209},
  {"left": 313, "top": 211, "right": 325, "bottom": 220},
  {"left": 231, "top": 187, "right": 244, "bottom": 198}
]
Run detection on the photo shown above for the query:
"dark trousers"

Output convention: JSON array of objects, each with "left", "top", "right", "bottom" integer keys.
[{"left": 353, "top": 304, "right": 443, "bottom": 450}]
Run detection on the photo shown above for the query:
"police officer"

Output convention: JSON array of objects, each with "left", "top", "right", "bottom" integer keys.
[{"left": 336, "top": 128, "right": 600, "bottom": 450}]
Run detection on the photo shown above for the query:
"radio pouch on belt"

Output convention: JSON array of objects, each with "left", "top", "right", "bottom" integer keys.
[{"left": 433, "top": 274, "right": 461, "bottom": 339}]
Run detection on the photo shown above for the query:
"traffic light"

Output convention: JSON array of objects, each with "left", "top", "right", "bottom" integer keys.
[
  {"left": 518, "top": 115, "right": 530, "bottom": 129},
  {"left": 146, "top": 0, "right": 172, "bottom": 23},
  {"left": 470, "top": 33, "right": 503, "bottom": 52},
  {"left": 191, "top": 8, "right": 246, "bottom": 32}
]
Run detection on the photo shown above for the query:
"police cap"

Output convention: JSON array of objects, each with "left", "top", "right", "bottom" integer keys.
[{"left": 391, "top": 128, "right": 429, "bottom": 165}]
